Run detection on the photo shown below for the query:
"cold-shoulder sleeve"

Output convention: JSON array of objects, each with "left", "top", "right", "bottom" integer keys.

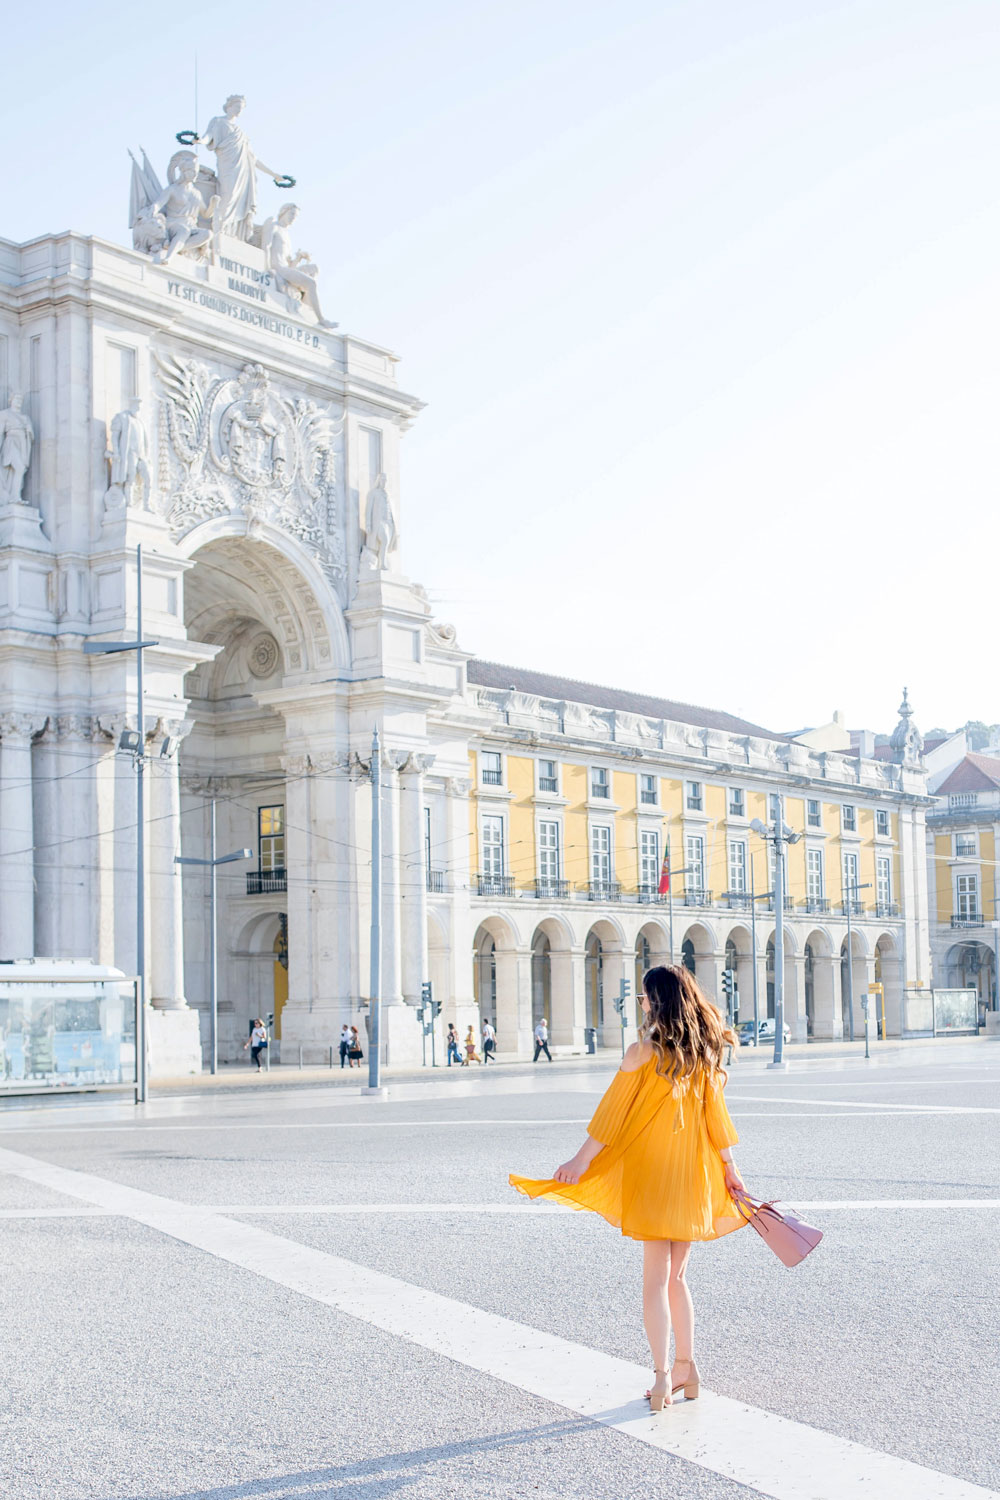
[
  {"left": 704, "top": 1073, "right": 739, "bottom": 1151},
  {"left": 588, "top": 1067, "right": 645, "bottom": 1146}
]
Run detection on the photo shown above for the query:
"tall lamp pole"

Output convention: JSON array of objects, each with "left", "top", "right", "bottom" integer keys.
[
  {"left": 751, "top": 813, "right": 802, "bottom": 1069},
  {"left": 83, "top": 544, "right": 158, "bottom": 1103},
  {"left": 364, "top": 727, "right": 386, "bottom": 1096},
  {"left": 175, "top": 799, "right": 252, "bottom": 1074}
]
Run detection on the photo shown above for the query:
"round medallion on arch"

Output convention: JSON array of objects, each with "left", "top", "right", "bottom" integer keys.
[{"left": 247, "top": 631, "right": 281, "bottom": 679}]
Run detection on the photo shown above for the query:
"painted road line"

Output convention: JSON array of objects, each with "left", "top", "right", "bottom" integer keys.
[
  {"left": 727, "top": 1095, "right": 1000, "bottom": 1114},
  {"left": 1, "top": 1108, "right": 958, "bottom": 1136},
  {"left": 0, "top": 1145, "right": 993, "bottom": 1500},
  {"left": 3, "top": 1197, "right": 1000, "bottom": 1222}
]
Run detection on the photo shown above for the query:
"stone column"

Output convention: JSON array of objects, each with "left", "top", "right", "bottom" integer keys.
[
  {"left": 381, "top": 750, "right": 407, "bottom": 1006},
  {"left": 598, "top": 945, "right": 627, "bottom": 1047},
  {"left": 810, "top": 951, "right": 841, "bottom": 1039},
  {"left": 52, "top": 715, "right": 101, "bottom": 958},
  {"left": 785, "top": 952, "right": 807, "bottom": 1041},
  {"left": 399, "top": 755, "right": 435, "bottom": 1006},
  {"left": 0, "top": 713, "right": 44, "bottom": 960},
  {"left": 445, "top": 777, "right": 474, "bottom": 1012},
  {"left": 148, "top": 722, "right": 191, "bottom": 1009},
  {"left": 549, "top": 945, "right": 586, "bottom": 1050}
]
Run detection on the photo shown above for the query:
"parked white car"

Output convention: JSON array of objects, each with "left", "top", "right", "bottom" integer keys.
[{"left": 737, "top": 1018, "right": 791, "bottom": 1045}]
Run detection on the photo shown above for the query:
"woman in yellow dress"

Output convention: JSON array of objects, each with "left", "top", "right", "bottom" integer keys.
[{"left": 510, "top": 965, "right": 746, "bottom": 1411}]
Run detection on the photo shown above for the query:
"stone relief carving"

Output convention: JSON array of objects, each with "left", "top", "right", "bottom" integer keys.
[
  {"left": 246, "top": 632, "right": 281, "bottom": 679},
  {"left": 425, "top": 621, "right": 457, "bottom": 648},
  {"left": 0, "top": 712, "right": 47, "bottom": 742},
  {"left": 360, "top": 473, "right": 397, "bottom": 571},
  {"left": 105, "top": 399, "right": 151, "bottom": 511},
  {"left": 0, "top": 395, "right": 34, "bottom": 506},
  {"left": 445, "top": 776, "right": 473, "bottom": 798},
  {"left": 155, "top": 353, "right": 345, "bottom": 591}
]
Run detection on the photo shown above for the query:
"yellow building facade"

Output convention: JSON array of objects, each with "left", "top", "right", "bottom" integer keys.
[{"left": 456, "top": 664, "right": 932, "bottom": 1056}]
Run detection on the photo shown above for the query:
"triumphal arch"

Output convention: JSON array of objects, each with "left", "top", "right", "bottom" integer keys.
[{"left": 0, "top": 98, "right": 478, "bottom": 1070}]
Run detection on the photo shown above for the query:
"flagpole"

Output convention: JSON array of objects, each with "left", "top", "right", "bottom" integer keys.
[{"left": 667, "top": 835, "right": 674, "bottom": 965}]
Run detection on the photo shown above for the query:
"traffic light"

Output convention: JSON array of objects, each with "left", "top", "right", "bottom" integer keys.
[
  {"left": 721, "top": 969, "right": 735, "bottom": 1004},
  {"left": 614, "top": 977, "right": 631, "bottom": 1017},
  {"left": 432, "top": 999, "right": 442, "bottom": 1018}
]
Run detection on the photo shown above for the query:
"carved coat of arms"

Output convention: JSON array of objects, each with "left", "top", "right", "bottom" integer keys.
[{"left": 154, "top": 354, "right": 345, "bottom": 591}]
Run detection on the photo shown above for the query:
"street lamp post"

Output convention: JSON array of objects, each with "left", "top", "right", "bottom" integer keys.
[
  {"left": 175, "top": 799, "right": 252, "bottom": 1075},
  {"left": 364, "top": 727, "right": 385, "bottom": 1096},
  {"left": 750, "top": 813, "right": 802, "bottom": 1069},
  {"left": 844, "top": 878, "right": 872, "bottom": 1044},
  {"left": 83, "top": 543, "right": 159, "bottom": 1104}
]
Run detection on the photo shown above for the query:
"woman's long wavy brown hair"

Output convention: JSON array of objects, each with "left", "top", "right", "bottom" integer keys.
[{"left": 640, "top": 965, "right": 737, "bottom": 1085}]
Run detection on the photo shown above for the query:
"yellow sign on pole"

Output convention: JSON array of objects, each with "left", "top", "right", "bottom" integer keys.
[{"left": 869, "top": 982, "right": 884, "bottom": 1039}]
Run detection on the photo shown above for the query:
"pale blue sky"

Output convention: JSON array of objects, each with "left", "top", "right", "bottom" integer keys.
[{"left": 5, "top": 1, "right": 998, "bottom": 735}]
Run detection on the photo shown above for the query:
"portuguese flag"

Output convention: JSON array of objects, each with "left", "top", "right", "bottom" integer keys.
[{"left": 658, "top": 846, "right": 670, "bottom": 895}]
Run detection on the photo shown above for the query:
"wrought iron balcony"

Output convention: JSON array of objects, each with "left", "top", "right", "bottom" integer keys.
[
  {"left": 481, "top": 769, "right": 503, "bottom": 786},
  {"left": 765, "top": 894, "right": 794, "bottom": 912},
  {"left": 588, "top": 880, "right": 622, "bottom": 902},
  {"left": 805, "top": 896, "right": 830, "bottom": 914},
  {"left": 842, "top": 900, "right": 864, "bottom": 916},
  {"left": 683, "top": 888, "right": 713, "bottom": 907},
  {"left": 534, "top": 877, "right": 569, "bottom": 899},
  {"left": 477, "top": 874, "right": 514, "bottom": 897},
  {"left": 723, "top": 891, "right": 751, "bottom": 911},
  {"left": 426, "top": 869, "right": 447, "bottom": 893},
  {"left": 636, "top": 884, "right": 666, "bottom": 904},
  {"left": 246, "top": 868, "right": 287, "bottom": 895},
  {"left": 951, "top": 912, "right": 984, "bottom": 928},
  {"left": 875, "top": 901, "right": 900, "bottom": 919}
]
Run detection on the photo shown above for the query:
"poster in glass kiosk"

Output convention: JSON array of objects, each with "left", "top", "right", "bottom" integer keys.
[{"left": 0, "top": 962, "right": 136, "bottom": 1093}]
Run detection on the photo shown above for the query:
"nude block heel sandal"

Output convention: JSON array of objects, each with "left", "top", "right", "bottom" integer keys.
[
  {"left": 671, "top": 1357, "right": 700, "bottom": 1400},
  {"left": 648, "top": 1369, "right": 672, "bottom": 1412}
]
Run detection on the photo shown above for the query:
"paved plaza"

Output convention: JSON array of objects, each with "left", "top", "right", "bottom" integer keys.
[{"left": 2, "top": 1039, "right": 999, "bottom": 1500}]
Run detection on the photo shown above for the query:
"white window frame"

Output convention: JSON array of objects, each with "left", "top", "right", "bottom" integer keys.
[
  {"left": 590, "top": 765, "right": 611, "bottom": 800},
  {"left": 481, "top": 815, "right": 505, "bottom": 879},
  {"left": 590, "top": 824, "right": 613, "bottom": 885},
  {"left": 807, "top": 847, "right": 825, "bottom": 899},
  {"left": 685, "top": 780, "right": 703, "bottom": 811},
  {"left": 686, "top": 834, "right": 705, "bottom": 892},
  {"left": 807, "top": 799, "right": 821, "bottom": 828},
  {"left": 481, "top": 750, "right": 503, "bottom": 787},
  {"left": 728, "top": 839, "right": 747, "bottom": 894},
  {"left": 842, "top": 850, "right": 859, "bottom": 904},
  {"left": 876, "top": 855, "right": 891, "bottom": 909},
  {"left": 639, "top": 773, "right": 658, "bottom": 806},
  {"left": 538, "top": 819, "right": 560, "bottom": 884},
  {"left": 728, "top": 787, "right": 745, "bottom": 818},
  {"left": 954, "top": 830, "right": 978, "bottom": 859},
  {"left": 841, "top": 803, "right": 857, "bottom": 833},
  {"left": 538, "top": 758, "right": 559, "bottom": 795},
  {"left": 956, "top": 872, "right": 979, "bottom": 920},
  {"left": 876, "top": 808, "right": 890, "bottom": 838},
  {"left": 639, "top": 829, "right": 659, "bottom": 889}
]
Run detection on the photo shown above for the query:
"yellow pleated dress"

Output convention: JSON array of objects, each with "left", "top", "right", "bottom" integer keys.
[{"left": 509, "top": 1054, "right": 746, "bottom": 1242}]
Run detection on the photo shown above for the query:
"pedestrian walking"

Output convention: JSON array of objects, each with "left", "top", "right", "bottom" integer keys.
[
  {"left": 243, "top": 1017, "right": 268, "bottom": 1072},
  {"left": 348, "top": 1025, "right": 364, "bottom": 1068},
  {"left": 510, "top": 966, "right": 747, "bottom": 1412},
  {"left": 446, "top": 1023, "right": 463, "bottom": 1068},
  {"left": 339, "top": 1024, "right": 351, "bottom": 1069},
  {"left": 532, "top": 1017, "right": 553, "bottom": 1062},
  {"left": 482, "top": 1018, "right": 497, "bottom": 1063},
  {"left": 464, "top": 1025, "right": 482, "bottom": 1064}
]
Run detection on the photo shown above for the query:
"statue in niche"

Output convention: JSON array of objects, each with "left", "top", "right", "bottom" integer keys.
[
  {"left": 360, "top": 473, "right": 397, "bottom": 570},
  {"left": 199, "top": 95, "right": 291, "bottom": 241},
  {"left": 0, "top": 394, "right": 34, "bottom": 506},
  {"left": 151, "top": 152, "right": 219, "bottom": 264},
  {"left": 106, "top": 398, "right": 150, "bottom": 510},
  {"left": 261, "top": 205, "right": 337, "bottom": 328}
]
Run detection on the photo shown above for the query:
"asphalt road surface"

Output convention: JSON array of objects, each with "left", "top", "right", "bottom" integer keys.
[{"left": 2, "top": 1039, "right": 998, "bottom": 1500}]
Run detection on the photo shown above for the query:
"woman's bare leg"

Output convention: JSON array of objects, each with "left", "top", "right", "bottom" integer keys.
[
  {"left": 642, "top": 1239, "right": 672, "bottom": 1389},
  {"left": 667, "top": 1240, "right": 694, "bottom": 1367}
]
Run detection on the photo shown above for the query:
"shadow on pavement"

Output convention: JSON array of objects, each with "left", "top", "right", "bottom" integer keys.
[{"left": 123, "top": 1418, "right": 595, "bottom": 1498}]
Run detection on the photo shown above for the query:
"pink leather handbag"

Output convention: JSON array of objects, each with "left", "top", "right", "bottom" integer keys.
[{"left": 732, "top": 1188, "right": 823, "bottom": 1268}]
